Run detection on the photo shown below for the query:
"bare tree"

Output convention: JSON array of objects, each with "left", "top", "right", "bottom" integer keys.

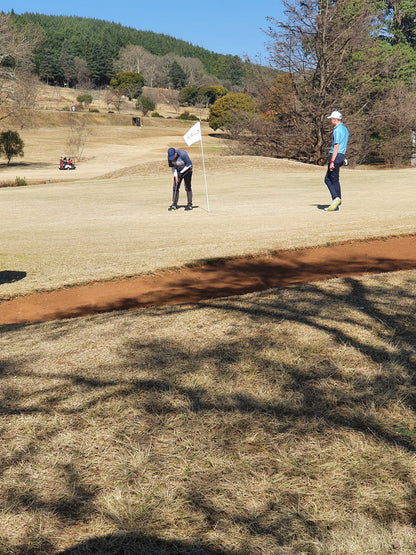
[
  {"left": 142, "top": 86, "right": 159, "bottom": 104},
  {"left": 242, "top": 53, "right": 279, "bottom": 100},
  {"left": 66, "top": 113, "right": 89, "bottom": 161},
  {"left": 201, "top": 76, "right": 220, "bottom": 89},
  {"left": 177, "top": 56, "right": 206, "bottom": 87},
  {"left": 104, "top": 88, "right": 124, "bottom": 112},
  {"left": 13, "top": 73, "right": 40, "bottom": 110},
  {"left": 114, "top": 45, "right": 162, "bottom": 88},
  {"left": 0, "top": 13, "right": 41, "bottom": 123},
  {"left": 114, "top": 45, "right": 150, "bottom": 74},
  {"left": 156, "top": 54, "right": 177, "bottom": 88},
  {"left": 52, "top": 85, "right": 62, "bottom": 111},
  {"left": 263, "top": 0, "right": 383, "bottom": 163},
  {"left": 8, "top": 72, "right": 41, "bottom": 128},
  {"left": 141, "top": 57, "right": 159, "bottom": 88},
  {"left": 158, "top": 88, "right": 180, "bottom": 112},
  {"left": 234, "top": 0, "right": 416, "bottom": 165},
  {"left": 369, "top": 82, "right": 416, "bottom": 165},
  {"left": 74, "top": 57, "right": 91, "bottom": 89}
]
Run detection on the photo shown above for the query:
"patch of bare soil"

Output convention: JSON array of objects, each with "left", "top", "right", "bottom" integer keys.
[{"left": 1, "top": 234, "right": 415, "bottom": 325}]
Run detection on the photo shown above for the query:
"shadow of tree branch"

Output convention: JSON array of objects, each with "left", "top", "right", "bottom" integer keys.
[{"left": 1, "top": 272, "right": 416, "bottom": 553}]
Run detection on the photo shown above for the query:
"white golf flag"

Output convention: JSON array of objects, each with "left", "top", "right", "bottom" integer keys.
[
  {"left": 183, "top": 121, "right": 202, "bottom": 146},
  {"left": 183, "top": 119, "right": 210, "bottom": 211}
]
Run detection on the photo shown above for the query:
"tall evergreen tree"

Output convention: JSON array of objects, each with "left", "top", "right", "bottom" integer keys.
[
  {"left": 384, "top": 0, "right": 416, "bottom": 46},
  {"left": 168, "top": 60, "right": 187, "bottom": 89},
  {"left": 38, "top": 47, "right": 58, "bottom": 85},
  {"left": 59, "top": 40, "right": 76, "bottom": 86},
  {"left": 86, "top": 41, "right": 111, "bottom": 86}
]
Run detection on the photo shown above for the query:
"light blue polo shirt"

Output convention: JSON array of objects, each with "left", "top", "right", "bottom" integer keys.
[{"left": 330, "top": 122, "right": 349, "bottom": 154}]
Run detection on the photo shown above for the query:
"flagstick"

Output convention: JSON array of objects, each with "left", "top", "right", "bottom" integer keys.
[
  {"left": 183, "top": 120, "right": 210, "bottom": 212},
  {"left": 199, "top": 121, "right": 210, "bottom": 212}
]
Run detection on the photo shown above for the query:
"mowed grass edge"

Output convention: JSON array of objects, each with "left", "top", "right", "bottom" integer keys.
[{"left": 1, "top": 269, "right": 416, "bottom": 554}]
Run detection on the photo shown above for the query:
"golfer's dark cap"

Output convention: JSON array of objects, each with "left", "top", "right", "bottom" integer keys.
[{"left": 168, "top": 148, "right": 176, "bottom": 161}]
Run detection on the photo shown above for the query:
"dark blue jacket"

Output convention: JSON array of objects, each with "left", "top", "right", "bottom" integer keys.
[{"left": 169, "top": 150, "right": 193, "bottom": 174}]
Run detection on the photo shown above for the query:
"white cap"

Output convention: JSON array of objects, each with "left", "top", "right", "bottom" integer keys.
[{"left": 327, "top": 110, "right": 342, "bottom": 120}]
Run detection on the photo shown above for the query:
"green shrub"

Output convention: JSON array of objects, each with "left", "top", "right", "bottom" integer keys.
[
  {"left": 15, "top": 176, "right": 27, "bottom": 186},
  {"left": 209, "top": 92, "right": 257, "bottom": 131},
  {"left": 178, "top": 112, "right": 199, "bottom": 121},
  {"left": 136, "top": 96, "right": 156, "bottom": 116},
  {"left": 0, "top": 178, "right": 27, "bottom": 188},
  {"left": 0, "top": 130, "right": 25, "bottom": 165},
  {"left": 110, "top": 72, "right": 144, "bottom": 100},
  {"left": 197, "top": 86, "right": 228, "bottom": 106},
  {"left": 62, "top": 106, "right": 70, "bottom": 111},
  {"left": 151, "top": 112, "right": 162, "bottom": 118},
  {"left": 89, "top": 108, "right": 99, "bottom": 113},
  {"left": 178, "top": 86, "right": 198, "bottom": 106},
  {"left": 76, "top": 94, "right": 93, "bottom": 108}
]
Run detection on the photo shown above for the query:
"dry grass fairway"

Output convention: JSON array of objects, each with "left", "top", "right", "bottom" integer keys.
[
  {"left": 1, "top": 270, "right": 416, "bottom": 553},
  {"left": 1, "top": 99, "right": 416, "bottom": 553}
]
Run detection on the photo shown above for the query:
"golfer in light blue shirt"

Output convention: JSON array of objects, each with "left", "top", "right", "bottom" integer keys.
[{"left": 324, "top": 110, "right": 349, "bottom": 212}]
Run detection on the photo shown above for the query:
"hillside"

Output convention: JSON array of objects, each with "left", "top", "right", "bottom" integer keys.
[{"left": 10, "top": 12, "right": 246, "bottom": 87}]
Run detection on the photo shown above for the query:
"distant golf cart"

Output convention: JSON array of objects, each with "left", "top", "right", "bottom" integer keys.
[{"left": 59, "top": 156, "right": 76, "bottom": 170}]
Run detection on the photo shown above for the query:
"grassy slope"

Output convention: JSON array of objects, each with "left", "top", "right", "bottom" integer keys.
[{"left": 1, "top": 270, "right": 416, "bottom": 553}]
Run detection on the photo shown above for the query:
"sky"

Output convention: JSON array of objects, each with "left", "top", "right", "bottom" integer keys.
[{"left": 2, "top": 0, "right": 285, "bottom": 61}]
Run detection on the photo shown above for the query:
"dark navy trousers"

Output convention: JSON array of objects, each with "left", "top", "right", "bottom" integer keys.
[
  {"left": 172, "top": 170, "right": 193, "bottom": 206},
  {"left": 324, "top": 153, "right": 344, "bottom": 200}
]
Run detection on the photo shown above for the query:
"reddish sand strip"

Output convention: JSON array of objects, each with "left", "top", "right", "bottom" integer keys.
[{"left": 1, "top": 235, "right": 416, "bottom": 325}]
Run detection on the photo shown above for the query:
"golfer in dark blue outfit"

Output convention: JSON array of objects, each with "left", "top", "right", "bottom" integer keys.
[
  {"left": 324, "top": 110, "right": 349, "bottom": 212},
  {"left": 167, "top": 147, "right": 193, "bottom": 211}
]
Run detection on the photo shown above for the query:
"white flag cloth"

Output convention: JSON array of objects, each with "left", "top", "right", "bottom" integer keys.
[{"left": 183, "top": 121, "right": 202, "bottom": 146}]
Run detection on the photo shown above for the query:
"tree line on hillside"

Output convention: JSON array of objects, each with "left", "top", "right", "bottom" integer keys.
[{"left": 8, "top": 12, "right": 247, "bottom": 89}]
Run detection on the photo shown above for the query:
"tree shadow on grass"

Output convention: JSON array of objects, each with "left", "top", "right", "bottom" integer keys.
[
  {"left": 1, "top": 271, "right": 416, "bottom": 553},
  {"left": 0, "top": 161, "right": 50, "bottom": 169},
  {"left": 56, "top": 533, "right": 230, "bottom": 554},
  {"left": 204, "top": 275, "right": 416, "bottom": 448},
  {"left": 0, "top": 270, "right": 26, "bottom": 285},
  {"left": 2, "top": 273, "right": 416, "bottom": 450}
]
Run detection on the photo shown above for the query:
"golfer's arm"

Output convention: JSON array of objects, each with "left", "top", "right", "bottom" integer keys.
[{"left": 331, "top": 144, "right": 339, "bottom": 162}]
